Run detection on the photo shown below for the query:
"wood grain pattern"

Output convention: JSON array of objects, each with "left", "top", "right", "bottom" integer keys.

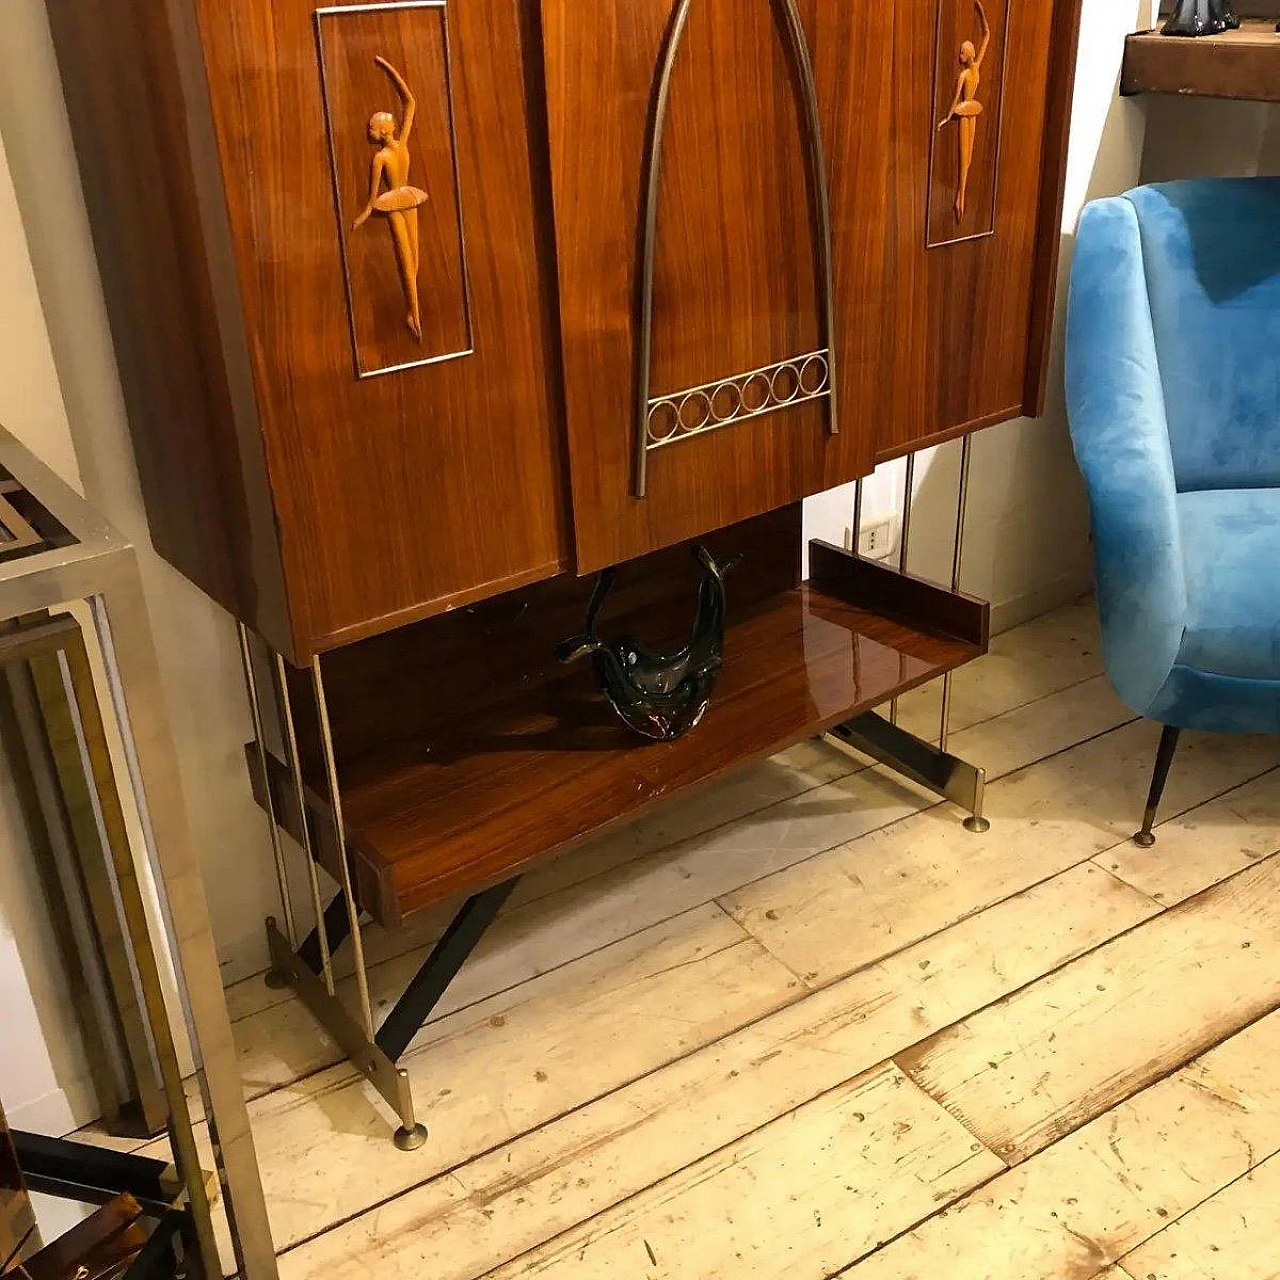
[
  {"left": 488, "top": 1064, "right": 1002, "bottom": 1280},
  {"left": 845, "top": 1011, "right": 1280, "bottom": 1279},
  {"left": 1023, "top": 0, "right": 1084, "bottom": 415},
  {"left": 809, "top": 539, "right": 990, "bottom": 646},
  {"left": 1097, "top": 768, "right": 1280, "bottom": 910},
  {"left": 723, "top": 720, "right": 1279, "bottom": 987},
  {"left": 22, "top": 1193, "right": 146, "bottom": 1280},
  {"left": 274, "top": 862, "right": 1156, "bottom": 1280},
  {"left": 52, "top": 0, "right": 1082, "bottom": 660},
  {"left": 45, "top": 0, "right": 294, "bottom": 655},
  {"left": 880, "top": 0, "right": 1080, "bottom": 462},
  {"left": 542, "top": 0, "right": 890, "bottom": 571},
  {"left": 317, "top": 8, "right": 470, "bottom": 372},
  {"left": 265, "top": 513, "right": 981, "bottom": 926},
  {"left": 190, "top": 0, "right": 570, "bottom": 658},
  {"left": 174, "top": 906, "right": 804, "bottom": 1252},
  {"left": 897, "top": 855, "right": 1280, "bottom": 1165},
  {"left": 1123, "top": 1154, "right": 1280, "bottom": 1280},
  {"left": 1122, "top": 19, "right": 1280, "bottom": 104}
]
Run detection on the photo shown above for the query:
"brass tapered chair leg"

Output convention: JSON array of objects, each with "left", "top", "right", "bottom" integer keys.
[{"left": 1133, "top": 724, "right": 1181, "bottom": 849}]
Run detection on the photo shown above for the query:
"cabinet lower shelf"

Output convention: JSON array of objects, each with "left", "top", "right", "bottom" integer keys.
[
  {"left": 253, "top": 542, "right": 987, "bottom": 928},
  {"left": 1122, "top": 20, "right": 1280, "bottom": 102}
]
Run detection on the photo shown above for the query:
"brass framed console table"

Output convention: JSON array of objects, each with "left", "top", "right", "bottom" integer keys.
[{"left": 0, "top": 426, "right": 277, "bottom": 1279}]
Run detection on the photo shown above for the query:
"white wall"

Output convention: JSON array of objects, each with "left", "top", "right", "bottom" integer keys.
[
  {"left": 807, "top": 0, "right": 1159, "bottom": 633},
  {"left": 1143, "top": 98, "right": 1280, "bottom": 183}
]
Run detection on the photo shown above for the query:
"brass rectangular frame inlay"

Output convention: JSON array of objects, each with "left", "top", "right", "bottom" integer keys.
[
  {"left": 925, "top": 0, "right": 1010, "bottom": 250},
  {"left": 315, "top": 0, "right": 474, "bottom": 380}
]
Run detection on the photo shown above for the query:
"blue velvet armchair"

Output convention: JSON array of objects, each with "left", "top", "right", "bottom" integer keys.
[{"left": 1066, "top": 177, "right": 1280, "bottom": 845}]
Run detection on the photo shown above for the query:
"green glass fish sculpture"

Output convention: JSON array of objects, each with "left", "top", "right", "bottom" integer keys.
[{"left": 556, "top": 546, "right": 736, "bottom": 742}]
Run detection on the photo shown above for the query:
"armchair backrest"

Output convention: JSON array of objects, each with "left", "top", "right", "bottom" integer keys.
[{"left": 1127, "top": 179, "right": 1280, "bottom": 492}]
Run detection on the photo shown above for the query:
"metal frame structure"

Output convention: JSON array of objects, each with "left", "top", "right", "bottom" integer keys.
[
  {"left": 11, "top": 1128, "right": 192, "bottom": 1279},
  {"left": 2, "top": 613, "right": 171, "bottom": 1140},
  {"left": 0, "top": 426, "right": 277, "bottom": 1279},
  {"left": 826, "top": 436, "right": 991, "bottom": 833},
  {"left": 633, "top": 0, "right": 838, "bottom": 496},
  {"left": 242, "top": 435, "right": 994, "bottom": 1151},
  {"left": 240, "top": 626, "right": 524, "bottom": 1150},
  {"left": 314, "top": 0, "right": 476, "bottom": 381}
]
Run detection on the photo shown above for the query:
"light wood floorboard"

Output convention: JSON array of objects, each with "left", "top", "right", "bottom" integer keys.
[
  {"left": 485, "top": 1064, "right": 1002, "bottom": 1280},
  {"left": 897, "top": 852, "right": 1280, "bottom": 1163},
  {"left": 722, "top": 721, "right": 1278, "bottom": 986},
  {"left": 1098, "top": 767, "right": 1280, "bottom": 907},
  {"left": 176, "top": 905, "right": 801, "bottom": 1252},
  {"left": 276, "top": 862, "right": 1155, "bottom": 1278},
  {"left": 1121, "top": 1154, "right": 1280, "bottom": 1279},
  {"left": 93, "top": 599, "right": 1280, "bottom": 1277},
  {"left": 843, "top": 1010, "right": 1280, "bottom": 1277}
]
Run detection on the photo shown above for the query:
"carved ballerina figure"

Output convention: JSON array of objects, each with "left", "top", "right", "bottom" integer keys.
[
  {"left": 937, "top": 0, "right": 991, "bottom": 224},
  {"left": 352, "top": 56, "right": 428, "bottom": 342}
]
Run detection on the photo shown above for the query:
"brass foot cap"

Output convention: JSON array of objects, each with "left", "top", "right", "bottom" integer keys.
[
  {"left": 264, "top": 969, "right": 290, "bottom": 991},
  {"left": 1132, "top": 831, "right": 1156, "bottom": 849},
  {"left": 394, "top": 1124, "right": 428, "bottom": 1152},
  {"left": 963, "top": 816, "right": 991, "bottom": 834}
]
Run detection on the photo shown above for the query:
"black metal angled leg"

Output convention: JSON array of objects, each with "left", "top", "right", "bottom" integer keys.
[
  {"left": 263, "top": 872, "right": 519, "bottom": 1149},
  {"left": 14, "top": 1131, "right": 178, "bottom": 1217},
  {"left": 266, "top": 892, "right": 352, "bottom": 990},
  {"left": 1134, "top": 724, "right": 1182, "bottom": 849},
  {"left": 298, "top": 892, "right": 353, "bottom": 975},
  {"left": 376, "top": 877, "right": 521, "bottom": 1064}
]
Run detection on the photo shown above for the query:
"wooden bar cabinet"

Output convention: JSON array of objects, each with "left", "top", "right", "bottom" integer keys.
[{"left": 47, "top": 0, "right": 1084, "bottom": 1147}]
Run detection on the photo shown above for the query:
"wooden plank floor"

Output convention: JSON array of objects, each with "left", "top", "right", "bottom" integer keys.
[{"left": 107, "top": 597, "right": 1280, "bottom": 1276}]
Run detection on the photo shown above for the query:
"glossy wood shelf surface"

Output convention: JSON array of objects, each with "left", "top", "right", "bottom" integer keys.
[
  {"left": 1122, "top": 20, "right": 1280, "bottom": 102},
  {"left": 256, "top": 534, "right": 986, "bottom": 928}
]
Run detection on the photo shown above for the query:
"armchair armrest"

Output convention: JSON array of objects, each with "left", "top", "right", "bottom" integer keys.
[{"left": 1066, "top": 197, "right": 1187, "bottom": 716}]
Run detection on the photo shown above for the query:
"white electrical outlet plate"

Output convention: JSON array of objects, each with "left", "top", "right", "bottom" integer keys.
[{"left": 858, "top": 517, "right": 899, "bottom": 561}]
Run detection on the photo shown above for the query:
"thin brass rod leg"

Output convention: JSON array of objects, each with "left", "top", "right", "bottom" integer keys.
[
  {"left": 273, "top": 653, "right": 335, "bottom": 996},
  {"left": 309, "top": 657, "right": 376, "bottom": 1037},
  {"left": 889, "top": 452, "right": 916, "bottom": 727},
  {"left": 940, "top": 434, "right": 974, "bottom": 758},
  {"left": 237, "top": 624, "right": 297, "bottom": 958},
  {"left": 963, "top": 768, "right": 991, "bottom": 834}
]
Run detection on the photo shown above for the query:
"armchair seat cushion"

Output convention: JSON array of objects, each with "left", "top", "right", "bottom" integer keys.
[{"left": 1177, "top": 488, "right": 1280, "bottom": 681}]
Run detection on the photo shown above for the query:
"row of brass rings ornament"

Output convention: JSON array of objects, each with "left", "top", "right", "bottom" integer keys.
[{"left": 646, "top": 352, "right": 831, "bottom": 446}]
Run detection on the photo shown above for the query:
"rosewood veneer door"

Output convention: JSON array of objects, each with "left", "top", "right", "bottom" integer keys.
[
  {"left": 192, "top": 0, "right": 570, "bottom": 656},
  {"left": 879, "top": 0, "right": 1079, "bottom": 461},
  {"left": 542, "top": 0, "right": 892, "bottom": 573}
]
